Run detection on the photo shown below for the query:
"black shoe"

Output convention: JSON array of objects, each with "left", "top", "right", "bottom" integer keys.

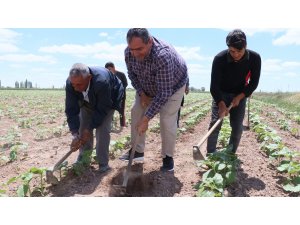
[
  {"left": 98, "top": 165, "right": 111, "bottom": 173},
  {"left": 119, "top": 148, "right": 144, "bottom": 162},
  {"left": 160, "top": 155, "right": 174, "bottom": 172}
]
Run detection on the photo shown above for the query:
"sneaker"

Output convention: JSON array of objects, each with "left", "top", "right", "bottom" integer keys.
[
  {"left": 98, "top": 165, "right": 111, "bottom": 173},
  {"left": 119, "top": 148, "right": 144, "bottom": 162},
  {"left": 160, "top": 155, "right": 174, "bottom": 172}
]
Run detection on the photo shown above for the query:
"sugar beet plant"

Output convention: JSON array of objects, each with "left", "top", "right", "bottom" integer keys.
[
  {"left": 250, "top": 102, "right": 300, "bottom": 193},
  {"left": 195, "top": 146, "right": 239, "bottom": 197},
  {"left": 71, "top": 149, "right": 96, "bottom": 176},
  {"left": 3, "top": 167, "right": 47, "bottom": 197},
  {"left": 109, "top": 135, "right": 131, "bottom": 159},
  {"left": 195, "top": 116, "right": 238, "bottom": 197}
]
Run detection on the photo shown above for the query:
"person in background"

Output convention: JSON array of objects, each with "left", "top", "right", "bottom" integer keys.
[
  {"left": 65, "top": 63, "right": 124, "bottom": 173},
  {"left": 119, "top": 28, "right": 188, "bottom": 172},
  {"left": 207, "top": 29, "right": 261, "bottom": 155},
  {"left": 105, "top": 62, "right": 128, "bottom": 127}
]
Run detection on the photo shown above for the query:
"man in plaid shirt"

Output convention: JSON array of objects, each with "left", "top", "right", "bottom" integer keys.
[{"left": 119, "top": 28, "right": 188, "bottom": 172}]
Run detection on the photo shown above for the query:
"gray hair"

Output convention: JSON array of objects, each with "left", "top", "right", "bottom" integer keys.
[
  {"left": 69, "top": 63, "right": 90, "bottom": 78},
  {"left": 126, "top": 28, "right": 151, "bottom": 44}
]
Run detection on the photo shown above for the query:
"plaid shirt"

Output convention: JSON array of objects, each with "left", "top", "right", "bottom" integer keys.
[{"left": 125, "top": 37, "right": 188, "bottom": 119}]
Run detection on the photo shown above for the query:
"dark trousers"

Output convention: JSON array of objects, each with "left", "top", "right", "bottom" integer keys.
[
  {"left": 206, "top": 93, "right": 246, "bottom": 154},
  {"left": 119, "top": 92, "right": 126, "bottom": 127},
  {"left": 77, "top": 104, "right": 114, "bottom": 167}
]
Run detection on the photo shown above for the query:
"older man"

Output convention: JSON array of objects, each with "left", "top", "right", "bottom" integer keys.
[{"left": 65, "top": 63, "right": 124, "bottom": 172}]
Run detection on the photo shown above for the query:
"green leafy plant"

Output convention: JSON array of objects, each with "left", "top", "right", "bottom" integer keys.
[
  {"left": 218, "top": 118, "right": 231, "bottom": 148},
  {"left": 72, "top": 150, "right": 94, "bottom": 176},
  {"left": 29, "top": 167, "right": 47, "bottom": 196},
  {"left": 6, "top": 167, "right": 47, "bottom": 197},
  {"left": 282, "top": 177, "right": 300, "bottom": 192},
  {"left": 109, "top": 135, "right": 130, "bottom": 158},
  {"left": 195, "top": 170, "right": 223, "bottom": 197},
  {"left": 196, "top": 147, "right": 239, "bottom": 197},
  {"left": 290, "top": 127, "right": 299, "bottom": 138},
  {"left": 0, "top": 189, "right": 6, "bottom": 197}
]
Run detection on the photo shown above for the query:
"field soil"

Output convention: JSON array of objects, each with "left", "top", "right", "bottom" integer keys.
[{"left": 1, "top": 101, "right": 299, "bottom": 197}]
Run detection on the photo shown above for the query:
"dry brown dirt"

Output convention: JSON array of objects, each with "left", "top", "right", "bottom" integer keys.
[{"left": 1, "top": 105, "right": 299, "bottom": 197}]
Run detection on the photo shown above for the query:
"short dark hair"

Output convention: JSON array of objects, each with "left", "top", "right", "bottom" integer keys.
[
  {"left": 105, "top": 62, "right": 115, "bottom": 68},
  {"left": 226, "top": 29, "right": 247, "bottom": 50},
  {"left": 126, "top": 28, "right": 151, "bottom": 44}
]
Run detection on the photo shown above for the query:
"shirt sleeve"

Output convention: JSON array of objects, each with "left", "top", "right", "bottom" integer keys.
[
  {"left": 145, "top": 54, "right": 174, "bottom": 119},
  {"left": 125, "top": 49, "right": 143, "bottom": 95},
  {"left": 243, "top": 53, "right": 261, "bottom": 97},
  {"left": 65, "top": 81, "right": 80, "bottom": 133},
  {"left": 210, "top": 56, "right": 224, "bottom": 104}
]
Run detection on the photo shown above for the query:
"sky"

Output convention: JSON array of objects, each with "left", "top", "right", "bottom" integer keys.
[{"left": 1, "top": 28, "right": 300, "bottom": 92}]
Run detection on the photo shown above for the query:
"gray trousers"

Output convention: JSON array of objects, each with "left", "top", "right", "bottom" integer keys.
[
  {"left": 207, "top": 93, "right": 246, "bottom": 154},
  {"left": 78, "top": 105, "right": 114, "bottom": 167},
  {"left": 131, "top": 85, "right": 185, "bottom": 157}
]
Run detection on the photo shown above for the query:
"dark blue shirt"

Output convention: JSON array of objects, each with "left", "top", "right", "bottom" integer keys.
[{"left": 65, "top": 66, "right": 124, "bottom": 133}]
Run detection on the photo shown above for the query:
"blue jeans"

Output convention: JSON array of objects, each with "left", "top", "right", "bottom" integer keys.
[{"left": 206, "top": 93, "right": 246, "bottom": 154}]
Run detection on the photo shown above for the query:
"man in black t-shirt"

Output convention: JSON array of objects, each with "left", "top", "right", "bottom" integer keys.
[
  {"left": 105, "top": 62, "right": 128, "bottom": 127},
  {"left": 207, "top": 29, "right": 261, "bottom": 154}
]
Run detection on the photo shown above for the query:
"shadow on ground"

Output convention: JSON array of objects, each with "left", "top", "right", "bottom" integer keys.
[
  {"left": 47, "top": 165, "right": 109, "bottom": 196},
  {"left": 227, "top": 163, "right": 266, "bottom": 197},
  {"left": 109, "top": 163, "right": 183, "bottom": 197}
]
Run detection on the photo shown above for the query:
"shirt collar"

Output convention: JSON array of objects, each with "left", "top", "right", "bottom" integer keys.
[
  {"left": 227, "top": 49, "right": 249, "bottom": 63},
  {"left": 82, "top": 79, "right": 91, "bottom": 94}
]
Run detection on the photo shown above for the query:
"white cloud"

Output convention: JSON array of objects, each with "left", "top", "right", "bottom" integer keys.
[
  {"left": 219, "top": 28, "right": 285, "bottom": 36},
  {"left": 93, "top": 53, "right": 124, "bottom": 61},
  {"left": 273, "top": 29, "right": 300, "bottom": 46},
  {"left": 285, "top": 72, "right": 299, "bottom": 78},
  {"left": 261, "top": 58, "right": 300, "bottom": 92},
  {"left": 0, "top": 43, "right": 19, "bottom": 52},
  {"left": 262, "top": 59, "right": 283, "bottom": 72},
  {"left": 0, "top": 54, "right": 56, "bottom": 64},
  {"left": 187, "top": 63, "right": 210, "bottom": 76},
  {"left": 0, "top": 29, "right": 21, "bottom": 52},
  {"left": 263, "top": 58, "right": 300, "bottom": 74},
  {"left": 176, "top": 46, "right": 208, "bottom": 61},
  {"left": 0, "top": 29, "right": 21, "bottom": 42},
  {"left": 8, "top": 64, "right": 25, "bottom": 68},
  {"left": 39, "top": 42, "right": 127, "bottom": 58},
  {"left": 282, "top": 61, "right": 300, "bottom": 68},
  {"left": 99, "top": 32, "right": 108, "bottom": 37},
  {"left": 243, "top": 28, "right": 285, "bottom": 36},
  {"left": 39, "top": 41, "right": 211, "bottom": 63}
]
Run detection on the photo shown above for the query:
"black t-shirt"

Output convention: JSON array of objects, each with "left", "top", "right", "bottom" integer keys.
[{"left": 210, "top": 49, "right": 261, "bottom": 104}]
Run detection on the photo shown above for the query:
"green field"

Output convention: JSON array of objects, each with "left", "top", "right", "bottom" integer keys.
[{"left": 253, "top": 92, "right": 300, "bottom": 113}]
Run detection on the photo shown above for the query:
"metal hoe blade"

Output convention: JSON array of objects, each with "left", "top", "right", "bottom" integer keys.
[
  {"left": 46, "top": 148, "right": 74, "bottom": 184},
  {"left": 193, "top": 104, "right": 233, "bottom": 161},
  {"left": 122, "top": 135, "right": 140, "bottom": 188},
  {"left": 112, "top": 135, "right": 141, "bottom": 195}
]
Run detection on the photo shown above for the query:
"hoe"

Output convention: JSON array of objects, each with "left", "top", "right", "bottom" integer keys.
[
  {"left": 114, "top": 134, "right": 142, "bottom": 195},
  {"left": 46, "top": 148, "right": 74, "bottom": 185},
  {"left": 193, "top": 104, "right": 233, "bottom": 161},
  {"left": 246, "top": 97, "right": 251, "bottom": 130}
]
